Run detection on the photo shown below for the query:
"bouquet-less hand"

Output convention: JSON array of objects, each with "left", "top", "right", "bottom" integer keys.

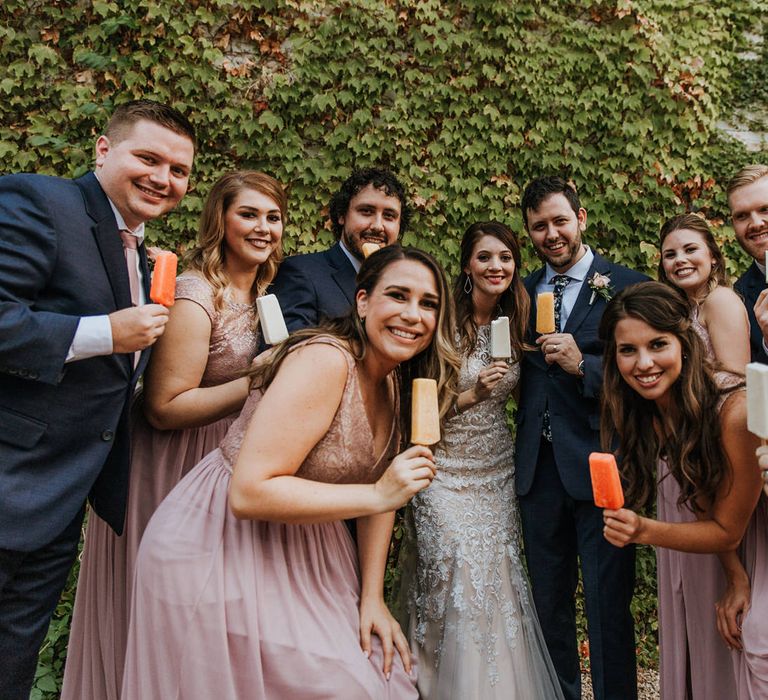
[
  {"left": 359, "top": 596, "right": 412, "bottom": 679},
  {"left": 536, "top": 333, "right": 583, "bottom": 375},
  {"left": 374, "top": 445, "right": 436, "bottom": 511},
  {"left": 471, "top": 360, "right": 509, "bottom": 402},
  {"left": 602, "top": 508, "right": 645, "bottom": 547},
  {"left": 715, "top": 566, "right": 751, "bottom": 651},
  {"left": 757, "top": 444, "right": 768, "bottom": 498}
]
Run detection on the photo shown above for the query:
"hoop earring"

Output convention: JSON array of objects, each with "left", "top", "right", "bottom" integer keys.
[{"left": 464, "top": 275, "right": 473, "bottom": 294}]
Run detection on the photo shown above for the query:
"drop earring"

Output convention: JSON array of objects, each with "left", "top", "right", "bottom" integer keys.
[{"left": 464, "top": 275, "right": 473, "bottom": 294}]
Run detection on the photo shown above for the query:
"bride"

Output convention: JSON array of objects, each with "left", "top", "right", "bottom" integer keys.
[{"left": 405, "top": 222, "right": 563, "bottom": 699}]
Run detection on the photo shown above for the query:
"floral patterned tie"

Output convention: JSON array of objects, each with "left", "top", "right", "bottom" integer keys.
[{"left": 542, "top": 274, "right": 571, "bottom": 442}]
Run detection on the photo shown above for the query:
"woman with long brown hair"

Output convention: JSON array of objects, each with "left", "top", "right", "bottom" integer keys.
[
  {"left": 62, "top": 171, "right": 286, "bottom": 700},
  {"left": 658, "top": 213, "right": 750, "bottom": 373},
  {"left": 121, "top": 246, "right": 460, "bottom": 698},
  {"left": 600, "top": 281, "right": 766, "bottom": 699},
  {"left": 404, "top": 222, "right": 562, "bottom": 699}
]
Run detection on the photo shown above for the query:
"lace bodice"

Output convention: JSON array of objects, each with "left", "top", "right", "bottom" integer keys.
[
  {"left": 219, "top": 336, "right": 399, "bottom": 483},
  {"left": 175, "top": 274, "right": 260, "bottom": 387}
]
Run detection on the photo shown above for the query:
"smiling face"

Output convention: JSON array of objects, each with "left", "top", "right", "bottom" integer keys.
[
  {"left": 356, "top": 259, "right": 439, "bottom": 368},
  {"left": 660, "top": 228, "right": 715, "bottom": 298},
  {"left": 614, "top": 316, "right": 683, "bottom": 410},
  {"left": 95, "top": 119, "right": 194, "bottom": 230},
  {"left": 525, "top": 192, "right": 587, "bottom": 273},
  {"left": 339, "top": 183, "right": 402, "bottom": 260},
  {"left": 223, "top": 188, "right": 283, "bottom": 272},
  {"left": 729, "top": 176, "right": 768, "bottom": 263},
  {"left": 465, "top": 234, "right": 515, "bottom": 302}
]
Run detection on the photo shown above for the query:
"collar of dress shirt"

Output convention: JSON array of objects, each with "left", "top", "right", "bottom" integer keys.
[
  {"left": 93, "top": 171, "right": 146, "bottom": 244},
  {"left": 544, "top": 245, "right": 594, "bottom": 284},
  {"left": 338, "top": 238, "right": 362, "bottom": 273},
  {"left": 755, "top": 258, "right": 766, "bottom": 277}
]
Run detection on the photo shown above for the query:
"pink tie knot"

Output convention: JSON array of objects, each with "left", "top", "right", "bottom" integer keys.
[{"left": 120, "top": 230, "right": 138, "bottom": 250}]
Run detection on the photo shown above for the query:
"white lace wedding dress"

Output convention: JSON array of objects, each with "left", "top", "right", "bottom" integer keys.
[{"left": 405, "top": 325, "right": 564, "bottom": 699}]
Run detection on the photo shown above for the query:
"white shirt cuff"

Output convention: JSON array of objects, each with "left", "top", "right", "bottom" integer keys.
[{"left": 66, "top": 315, "right": 113, "bottom": 362}]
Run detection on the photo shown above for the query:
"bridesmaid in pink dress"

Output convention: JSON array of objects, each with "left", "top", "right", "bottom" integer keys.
[
  {"left": 61, "top": 171, "right": 286, "bottom": 700},
  {"left": 121, "top": 246, "right": 461, "bottom": 699},
  {"left": 599, "top": 281, "right": 767, "bottom": 699}
]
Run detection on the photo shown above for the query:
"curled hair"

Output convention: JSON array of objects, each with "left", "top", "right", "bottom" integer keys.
[
  {"left": 599, "top": 281, "right": 735, "bottom": 512},
  {"left": 520, "top": 176, "right": 580, "bottom": 228},
  {"left": 658, "top": 213, "right": 728, "bottom": 297},
  {"left": 328, "top": 167, "right": 410, "bottom": 239},
  {"left": 184, "top": 171, "right": 287, "bottom": 311},
  {"left": 104, "top": 99, "right": 196, "bottom": 149},
  {"left": 453, "top": 221, "right": 530, "bottom": 359},
  {"left": 249, "top": 245, "right": 460, "bottom": 440}
]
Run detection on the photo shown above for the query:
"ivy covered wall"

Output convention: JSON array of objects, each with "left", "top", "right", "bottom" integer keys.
[{"left": 1, "top": 1, "right": 766, "bottom": 696}]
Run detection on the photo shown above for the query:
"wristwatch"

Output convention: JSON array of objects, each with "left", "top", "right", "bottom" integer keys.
[{"left": 577, "top": 359, "right": 585, "bottom": 376}]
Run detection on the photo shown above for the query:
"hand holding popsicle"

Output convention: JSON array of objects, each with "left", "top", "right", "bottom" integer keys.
[
  {"left": 470, "top": 361, "right": 509, "bottom": 403},
  {"left": 109, "top": 304, "right": 169, "bottom": 353},
  {"left": 374, "top": 445, "right": 436, "bottom": 510}
]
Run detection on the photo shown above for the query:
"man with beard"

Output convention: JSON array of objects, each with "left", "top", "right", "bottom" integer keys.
[
  {"left": 729, "top": 164, "right": 768, "bottom": 363},
  {"left": 514, "top": 176, "right": 646, "bottom": 700},
  {"left": 270, "top": 167, "right": 410, "bottom": 332}
]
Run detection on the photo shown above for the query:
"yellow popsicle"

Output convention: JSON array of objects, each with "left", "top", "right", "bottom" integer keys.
[
  {"left": 362, "top": 242, "right": 381, "bottom": 258},
  {"left": 536, "top": 292, "right": 555, "bottom": 334},
  {"left": 411, "top": 378, "right": 440, "bottom": 445}
]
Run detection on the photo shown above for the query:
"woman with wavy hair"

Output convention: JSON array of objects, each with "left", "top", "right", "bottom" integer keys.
[
  {"left": 405, "top": 221, "right": 562, "bottom": 699},
  {"left": 62, "top": 170, "right": 286, "bottom": 700},
  {"left": 658, "top": 213, "right": 750, "bottom": 373},
  {"left": 121, "top": 245, "right": 459, "bottom": 699},
  {"left": 599, "top": 281, "right": 766, "bottom": 699}
]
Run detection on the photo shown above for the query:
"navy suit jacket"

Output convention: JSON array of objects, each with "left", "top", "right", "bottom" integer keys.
[
  {"left": 270, "top": 242, "right": 357, "bottom": 333},
  {"left": 734, "top": 261, "right": 768, "bottom": 363},
  {"left": 0, "top": 172, "right": 150, "bottom": 551},
  {"left": 515, "top": 253, "right": 648, "bottom": 500}
]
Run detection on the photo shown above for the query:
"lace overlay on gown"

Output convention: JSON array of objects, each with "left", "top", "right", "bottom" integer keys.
[{"left": 405, "top": 325, "right": 563, "bottom": 699}]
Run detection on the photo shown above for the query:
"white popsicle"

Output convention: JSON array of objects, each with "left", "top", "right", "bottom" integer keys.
[
  {"left": 490, "top": 317, "right": 511, "bottom": 359},
  {"left": 256, "top": 294, "right": 289, "bottom": 345},
  {"left": 747, "top": 362, "right": 768, "bottom": 439},
  {"left": 765, "top": 250, "right": 768, "bottom": 283}
]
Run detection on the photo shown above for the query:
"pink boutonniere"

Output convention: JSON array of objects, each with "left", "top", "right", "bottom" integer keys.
[{"left": 588, "top": 272, "right": 612, "bottom": 305}]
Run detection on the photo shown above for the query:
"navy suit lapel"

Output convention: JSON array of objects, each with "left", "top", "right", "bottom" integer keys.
[
  {"left": 563, "top": 253, "right": 611, "bottom": 335},
  {"left": 744, "top": 263, "right": 766, "bottom": 305},
  {"left": 327, "top": 243, "right": 357, "bottom": 305},
  {"left": 76, "top": 173, "right": 133, "bottom": 312},
  {"left": 525, "top": 268, "right": 546, "bottom": 340}
]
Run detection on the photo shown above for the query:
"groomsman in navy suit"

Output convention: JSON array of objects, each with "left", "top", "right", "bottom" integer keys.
[
  {"left": 729, "top": 164, "right": 768, "bottom": 363},
  {"left": 0, "top": 100, "right": 195, "bottom": 699},
  {"left": 515, "top": 177, "right": 647, "bottom": 700},
  {"left": 270, "top": 167, "right": 410, "bottom": 331}
]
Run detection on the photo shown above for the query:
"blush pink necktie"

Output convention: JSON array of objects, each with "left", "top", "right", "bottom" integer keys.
[{"left": 119, "top": 230, "right": 141, "bottom": 367}]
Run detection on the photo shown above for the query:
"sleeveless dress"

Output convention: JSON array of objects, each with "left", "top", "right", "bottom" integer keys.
[
  {"left": 121, "top": 337, "right": 418, "bottom": 699},
  {"left": 657, "top": 306, "right": 768, "bottom": 699},
  {"left": 405, "top": 325, "right": 563, "bottom": 699},
  {"left": 62, "top": 274, "right": 258, "bottom": 700}
]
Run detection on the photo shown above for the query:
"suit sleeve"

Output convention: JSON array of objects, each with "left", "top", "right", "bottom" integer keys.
[
  {"left": 0, "top": 178, "right": 79, "bottom": 384},
  {"left": 270, "top": 257, "right": 320, "bottom": 334}
]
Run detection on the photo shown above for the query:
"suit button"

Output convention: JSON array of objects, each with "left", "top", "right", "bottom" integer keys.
[
  {"left": 19, "top": 369, "right": 28, "bottom": 377},
  {"left": 101, "top": 430, "right": 114, "bottom": 441},
  {"left": 28, "top": 371, "right": 39, "bottom": 379}
]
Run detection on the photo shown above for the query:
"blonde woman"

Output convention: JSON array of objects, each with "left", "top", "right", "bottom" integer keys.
[{"left": 62, "top": 171, "right": 286, "bottom": 700}]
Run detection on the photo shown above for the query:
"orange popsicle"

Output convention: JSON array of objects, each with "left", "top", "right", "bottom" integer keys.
[
  {"left": 589, "top": 452, "right": 624, "bottom": 509},
  {"left": 150, "top": 252, "right": 178, "bottom": 307},
  {"left": 536, "top": 292, "right": 555, "bottom": 334},
  {"left": 411, "top": 378, "right": 440, "bottom": 445}
]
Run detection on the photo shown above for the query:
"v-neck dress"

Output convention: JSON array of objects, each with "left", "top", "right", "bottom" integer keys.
[{"left": 121, "top": 336, "right": 417, "bottom": 699}]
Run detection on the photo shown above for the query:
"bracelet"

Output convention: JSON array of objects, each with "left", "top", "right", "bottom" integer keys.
[{"left": 450, "top": 402, "right": 461, "bottom": 419}]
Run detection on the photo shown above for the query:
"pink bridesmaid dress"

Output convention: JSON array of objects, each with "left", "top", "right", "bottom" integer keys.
[
  {"left": 121, "top": 337, "right": 418, "bottom": 699},
  {"left": 61, "top": 274, "right": 258, "bottom": 700}
]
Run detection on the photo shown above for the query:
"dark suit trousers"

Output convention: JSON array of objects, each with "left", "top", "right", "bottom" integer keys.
[
  {"left": 519, "top": 439, "right": 637, "bottom": 700},
  {"left": 0, "top": 506, "right": 85, "bottom": 700}
]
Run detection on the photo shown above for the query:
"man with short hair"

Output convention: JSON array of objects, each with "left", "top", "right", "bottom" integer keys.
[
  {"left": 270, "top": 167, "right": 410, "bottom": 331},
  {"left": 0, "top": 99, "right": 195, "bottom": 699},
  {"left": 515, "top": 176, "right": 646, "bottom": 700},
  {"left": 729, "top": 164, "right": 768, "bottom": 363}
]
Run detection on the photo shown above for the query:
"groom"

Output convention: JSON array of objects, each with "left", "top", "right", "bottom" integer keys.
[{"left": 515, "top": 176, "right": 646, "bottom": 700}]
